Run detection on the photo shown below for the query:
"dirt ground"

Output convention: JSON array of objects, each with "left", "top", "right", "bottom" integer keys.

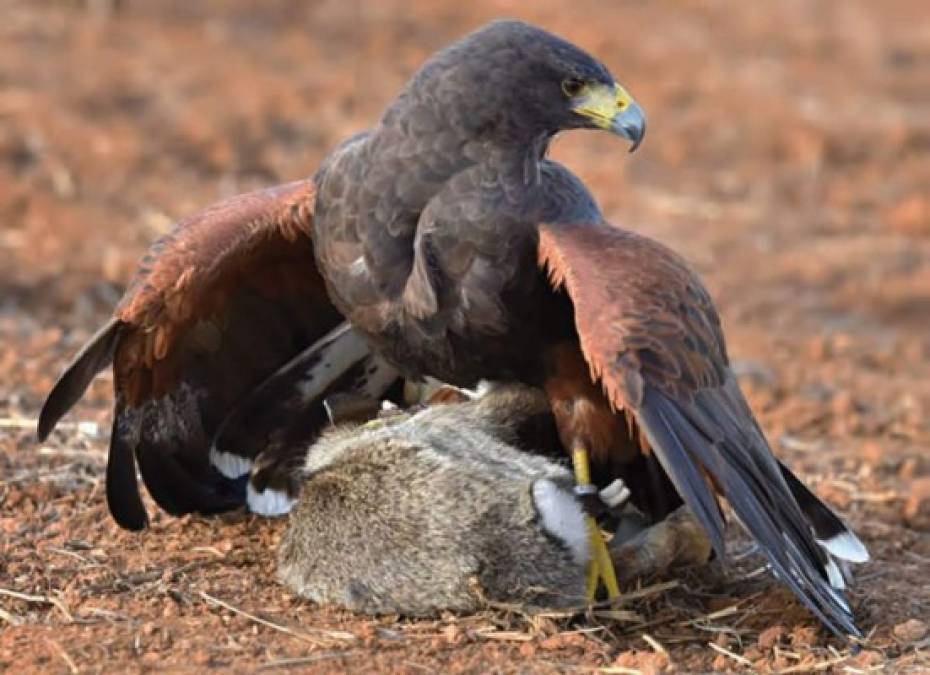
[{"left": 1, "top": 0, "right": 929, "bottom": 672}]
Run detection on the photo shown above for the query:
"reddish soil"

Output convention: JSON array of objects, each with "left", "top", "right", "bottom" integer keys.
[{"left": 2, "top": 1, "right": 929, "bottom": 672}]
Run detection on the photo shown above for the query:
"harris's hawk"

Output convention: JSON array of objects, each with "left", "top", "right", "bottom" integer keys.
[
  {"left": 39, "top": 19, "right": 868, "bottom": 639},
  {"left": 308, "top": 21, "right": 868, "bottom": 637}
]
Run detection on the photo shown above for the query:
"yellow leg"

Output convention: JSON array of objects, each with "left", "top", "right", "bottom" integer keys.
[{"left": 573, "top": 448, "right": 621, "bottom": 600}]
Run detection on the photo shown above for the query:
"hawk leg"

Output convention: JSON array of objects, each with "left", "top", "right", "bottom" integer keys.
[{"left": 573, "top": 447, "right": 620, "bottom": 600}]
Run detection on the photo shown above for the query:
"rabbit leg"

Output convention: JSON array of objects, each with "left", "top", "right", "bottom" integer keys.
[{"left": 609, "top": 505, "right": 712, "bottom": 584}]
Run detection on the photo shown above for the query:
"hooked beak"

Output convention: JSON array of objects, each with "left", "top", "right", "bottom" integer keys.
[{"left": 571, "top": 82, "right": 646, "bottom": 152}]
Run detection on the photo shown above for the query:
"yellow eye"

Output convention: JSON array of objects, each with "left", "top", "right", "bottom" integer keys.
[{"left": 561, "top": 78, "right": 586, "bottom": 98}]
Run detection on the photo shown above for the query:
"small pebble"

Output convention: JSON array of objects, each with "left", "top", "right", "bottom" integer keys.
[{"left": 757, "top": 624, "right": 785, "bottom": 650}]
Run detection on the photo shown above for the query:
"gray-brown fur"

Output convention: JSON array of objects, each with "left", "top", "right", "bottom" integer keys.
[
  {"left": 278, "top": 385, "right": 589, "bottom": 615},
  {"left": 610, "top": 505, "right": 712, "bottom": 584}
]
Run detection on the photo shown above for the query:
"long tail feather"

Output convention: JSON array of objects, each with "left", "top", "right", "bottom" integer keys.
[
  {"left": 38, "top": 319, "right": 121, "bottom": 441},
  {"left": 105, "top": 414, "right": 148, "bottom": 531},
  {"left": 637, "top": 379, "right": 861, "bottom": 638},
  {"left": 779, "top": 459, "right": 869, "bottom": 590}
]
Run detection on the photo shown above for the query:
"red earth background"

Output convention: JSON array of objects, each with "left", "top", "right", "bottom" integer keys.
[{"left": 1, "top": 1, "right": 929, "bottom": 672}]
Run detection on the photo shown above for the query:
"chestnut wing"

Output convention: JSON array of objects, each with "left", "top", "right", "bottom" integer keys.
[
  {"left": 538, "top": 221, "right": 860, "bottom": 637},
  {"left": 38, "top": 179, "right": 364, "bottom": 529}
]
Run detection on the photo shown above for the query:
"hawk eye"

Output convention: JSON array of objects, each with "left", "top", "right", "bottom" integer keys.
[{"left": 561, "top": 78, "right": 586, "bottom": 98}]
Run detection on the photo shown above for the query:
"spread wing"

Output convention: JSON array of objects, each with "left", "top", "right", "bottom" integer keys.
[
  {"left": 38, "top": 179, "right": 399, "bottom": 529},
  {"left": 538, "top": 221, "right": 867, "bottom": 638}
]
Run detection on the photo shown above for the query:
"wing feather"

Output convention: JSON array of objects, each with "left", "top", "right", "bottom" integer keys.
[
  {"left": 40, "top": 178, "right": 354, "bottom": 529},
  {"left": 37, "top": 318, "right": 122, "bottom": 442},
  {"left": 211, "top": 323, "right": 401, "bottom": 514},
  {"left": 538, "top": 221, "right": 864, "bottom": 637}
]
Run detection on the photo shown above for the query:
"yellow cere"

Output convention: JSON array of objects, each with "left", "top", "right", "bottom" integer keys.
[{"left": 572, "top": 82, "right": 635, "bottom": 129}]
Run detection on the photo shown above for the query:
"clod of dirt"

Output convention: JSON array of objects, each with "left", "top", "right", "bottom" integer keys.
[
  {"left": 611, "top": 650, "right": 670, "bottom": 675},
  {"left": 789, "top": 625, "right": 819, "bottom": 650},
  {"left": 899, "top": 457, "right": 920, "bottom": 481},
  {"left": 893, "top": 619, "right": 929, "bottom": 644},
  {"left": 884, "top": 194, "right": 930, "bottom": 236},
  {"left": 758, "top": 624, "right": 787, "bottom": 650},
  {"left": 903, "top": 477, "right": 930, "bottom": 530}
]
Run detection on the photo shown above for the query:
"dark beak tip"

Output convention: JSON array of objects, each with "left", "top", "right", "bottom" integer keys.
[{"left": 627, "top": 126, "right": 645, "bottom": 153}]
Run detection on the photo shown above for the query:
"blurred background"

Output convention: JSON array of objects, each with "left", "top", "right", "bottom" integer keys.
[{"left": 1, "top": 0, "right": 928, "bottom": 670}]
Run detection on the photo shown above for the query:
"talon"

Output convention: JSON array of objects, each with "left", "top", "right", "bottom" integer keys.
[
  {"left": 573, "top": 447, "right": 621, "bottom": 600},
  {"left": 599, "top": 478, "right": 631, "bottom": 510}
]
